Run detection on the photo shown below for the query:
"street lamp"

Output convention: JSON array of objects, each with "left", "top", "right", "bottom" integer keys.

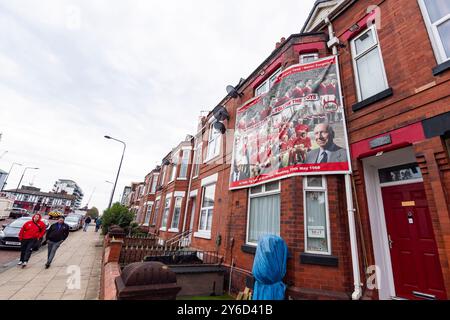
[
  {"left": 1, "top": 162, "right": 22, "bottom": 192},
  {"left": 15, "top": 167, "right": 39, "bottom": 192},
  {"left": 104, "top": 135, "right": 126, "bottom": 209}
]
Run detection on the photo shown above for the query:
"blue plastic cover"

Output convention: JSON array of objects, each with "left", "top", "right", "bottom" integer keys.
[{"left": 252, "top": 235, "right": 288, "bottom": 300}]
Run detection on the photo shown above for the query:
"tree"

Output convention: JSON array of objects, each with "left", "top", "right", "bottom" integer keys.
[
  {"left": 87, "top": 207, "right": 99, "bottom": 219},
  {"left": 101, "top": 202, "right": 134, "bottom": 235}
]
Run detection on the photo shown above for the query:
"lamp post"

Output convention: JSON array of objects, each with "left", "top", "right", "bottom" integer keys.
[
  {"left": 15, "top": 167, "right": 39, "bottom": 192},
  {"left": 1, "top": 162, "right": 22, "bottom": 192},
  {"left": 104, "top": 135, "right": 126, "bottom": 209}
]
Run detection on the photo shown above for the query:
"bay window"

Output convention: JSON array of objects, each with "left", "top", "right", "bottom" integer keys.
[
  {"left": 206, "top": 123, "right": 221, "bottom": 161},
  {"left": 152, "top": 199, "right": 160, "bottom": 226},
  {"left": 170, "top": 153, "right": 179, "bottom": 182},
  {"left": 170, "top": 197, "right": 183, "bottom": 230},
  {"left": 254, "top": 67, "right": 282, "bottom": 96},
  {"left": 144, "top": 202, "right": 153, "bottom": 225},
  {"left": 418, "top": 0, "right": 450, "bottom": 63},
  {"left": 179, "top": 150, "right": 190, "bottom": 179},
  {"left": 193, "top": 142, "right": 202, "bottom": 178},
  {"left": 150, "top": 174, "right": 158, "bottom": 193},
  {"left": 246, "top": 181, "right": 280, "bottom": 245},
  {"left": 304, "top": 176, "right": 331, "bottom": 255},
  {"left": 161, "top": 197, "right": 171, "bottom": 230},
  {"left": 300, "top": 53, "right": 319, "bottom": 64},
  {"left": 350, "top": 25, "right": 389, "bottom": 101},
  {"left": 198, "top": 183, "right": 215, "bottom": 235}
]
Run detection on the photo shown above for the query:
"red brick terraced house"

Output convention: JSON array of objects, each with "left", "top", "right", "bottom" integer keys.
[
  {"left": 126, "top": 0, "right": 450, "bottom": 300},
  {"left": 145, "top": 136, "right": 195, "bottom": 242},
  {"left": 300, "top": 0, "right": 450, "bottom": 300},
  {"left": 129, "top": 182, "right": 144, "bottom": 219},
  {"left": 136, "top": 167, "right": 161, "bottom": 229}
]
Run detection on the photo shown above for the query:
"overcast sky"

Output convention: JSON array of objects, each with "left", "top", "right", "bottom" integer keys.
[{"left": 0, "top": 0, "right": 316, "bottom": 211}]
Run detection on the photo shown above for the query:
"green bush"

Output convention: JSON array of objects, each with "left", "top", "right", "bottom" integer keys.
[
  {"left": 87, "top": 207, "right": 99, "bottom": 219},
  {"left": 101, "top": 202, "right": 135, "bottom": 235}
]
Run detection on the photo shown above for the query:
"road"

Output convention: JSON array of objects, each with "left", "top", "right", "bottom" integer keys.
[{"left": 0, "top": 214, "right": 53, "bottom": 267}]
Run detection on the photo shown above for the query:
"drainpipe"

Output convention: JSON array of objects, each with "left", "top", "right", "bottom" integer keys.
[
  {"left": 325, "top": 15, "right": 362, "bottom": 300},
  {"left": 345, "top": 174, "right": 362, "bottom": 300}
]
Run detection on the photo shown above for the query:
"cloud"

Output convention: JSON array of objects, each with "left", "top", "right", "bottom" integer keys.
[{"left": 0, "top": 0, "right": 315, "bottom": 210}]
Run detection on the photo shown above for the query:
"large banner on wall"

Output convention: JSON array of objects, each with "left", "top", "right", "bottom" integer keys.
[{"left": 229, "top": 56, "right": 351, "bottom": 189}]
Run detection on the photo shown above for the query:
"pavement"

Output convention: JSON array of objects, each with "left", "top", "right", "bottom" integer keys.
[{"left": 0, "top": 224, "right": 103, "bottom": 300}]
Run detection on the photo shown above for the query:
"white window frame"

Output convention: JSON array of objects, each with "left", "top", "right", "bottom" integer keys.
[
  {"left": 178, "top": 149, "right": 190, "bottom": 180},
  {"left": 254, "top": 67, "right": 282, "bottom": 97},
  {"left": 350, "top": 24, "right": 389, "bottom": 102},
  {"left": 246, "top": 181, "right": 281, "bottom": 246},
  {"left": 194, "top": 183, "right": 216, "bottom": 239},
  {"left": 150, "top": 174, "right": 159, "bottom": 194},
  {"left": 205, "top": 122, "right": 221, "bottom": 162},
  {"left": 160, "top": 196, "right": 172, "bottom": 231},
  {"left": 193, "top": 141, "right": 202, "bottom": 178},
  {"left": 303, "top": 176, "right": 331, "bottom": 255},
  {"left": 152, "top": 199, "right": 160, "bottom": 226},
  {"left": 418, "top": 0, "right": 450, "bottom": 64},
  {"left": 169, "top": 152, "right": 179, "bottom": 182},
  {"left": 300, "top": 53, "right": 319, "bottom": 64},
  {"left": 143, "top": 202, "right": 153, "bottom": 226},
  {"left": 169, "top": 196, "right": 183, "bottom": 232},
  {"left": 160, "top": 165, "right": 167, "bottom": 186}
]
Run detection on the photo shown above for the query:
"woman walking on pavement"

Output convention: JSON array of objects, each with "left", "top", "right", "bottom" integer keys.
[
  {"left": 18, "top": 213, "right": 46, "bottom": 268},
  {"left": 45, "top": 216, "right": 69, "bottom": 268},
  {"left": 83, "top": 215, "right": 91, "bottom": 232}
]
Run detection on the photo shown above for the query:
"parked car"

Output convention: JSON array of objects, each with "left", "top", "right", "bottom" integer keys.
[
  {"left": 48, "top": 211, "right": 64, "bottom": 220},
  {"left": 0, "top": 217, "right": 50, "bottom": 250},
  {"left": 65, "top": 215, "right": 83, "bottom": 231},
  {"left": 9, "top": 208, "right": 31, "bottom": 219}
]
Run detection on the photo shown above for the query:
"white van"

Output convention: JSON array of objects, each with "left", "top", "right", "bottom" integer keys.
[{"left": 0, "top": 193, "right": 14, "bottom": 220}]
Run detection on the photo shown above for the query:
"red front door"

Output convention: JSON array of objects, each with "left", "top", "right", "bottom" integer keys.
[{"left": 381, "top": 182, "right": 446, "bottom": 300}]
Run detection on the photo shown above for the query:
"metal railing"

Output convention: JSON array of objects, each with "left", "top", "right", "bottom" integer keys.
[{"left": 165, "top": 229, "right": 193, "bottom": 248}]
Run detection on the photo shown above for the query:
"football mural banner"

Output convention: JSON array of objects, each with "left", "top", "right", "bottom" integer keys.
[{"left": 230, "top": 56, "right": 351, "bottom": 189}]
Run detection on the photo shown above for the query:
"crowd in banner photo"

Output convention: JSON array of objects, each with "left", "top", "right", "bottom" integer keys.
[{"left": 230, "top": 56, "right": 351, "bottom": 189}]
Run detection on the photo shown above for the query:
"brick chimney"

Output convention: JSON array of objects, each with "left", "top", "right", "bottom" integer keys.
[{"left": 275, "top": 37, "right": 287, "bottom": 49}]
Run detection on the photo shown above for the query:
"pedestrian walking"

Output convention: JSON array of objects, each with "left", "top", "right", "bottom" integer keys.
[
  {"left": 45, "top": 216, "right": 69, "bottom": 268},
  {"left": 83, "top": 215, "right": 92, "bottom": 232},
  {"left": 18, "top": 213, "right": 46, "bottom": 268},
  {"left": 95, "top": 217, "right": 102, "bottom": 233}
]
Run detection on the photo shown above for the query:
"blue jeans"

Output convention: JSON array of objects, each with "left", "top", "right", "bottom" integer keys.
[
  {"left": 47, "top": 240, "right": 62, "bottom": 265},
  {"left": 83, "top": 223, "right": 90, "bottom": 231}
]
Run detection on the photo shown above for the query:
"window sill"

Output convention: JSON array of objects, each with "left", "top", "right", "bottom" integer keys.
[
  {"left": 193, "top": 231, "right": 211, "bottom": 239},
  {"left": 168, "top": 228, "right": 179, "bottom": 233},
  {"left": 300, "top": 252, "right": 338, "bottom": 267},
  {"left": 241, "top": 244, "right": 257, "bottom": 255},
  {"left": 177, "top": 177, "right": 188, "bottom": 180},
  {"left": 159, "top": 227, "right": 167, "bottom": 231},
  {"left": 352, "top": 87, "right": 393, "bottom": 112},
  {"left": 432, "top": 60, "right": 450, "bottom": 76},
  {"left": 204, "top": 154, "right": 221, "bottom": 164}
]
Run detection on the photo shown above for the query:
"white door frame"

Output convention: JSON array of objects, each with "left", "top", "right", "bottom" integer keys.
[{"left": 362, "top": 147, "right": 422, "bottom": 300}]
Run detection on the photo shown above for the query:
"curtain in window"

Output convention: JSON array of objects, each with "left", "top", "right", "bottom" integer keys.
[
  {"left": 305, "top": 191, "right": 328, "bottom": 253},
  {"left": 356, "top": 48, "right": 385, "bottom": 100},
  {"left": 248, "top": 194, "right": 280, "bottom": 243}
]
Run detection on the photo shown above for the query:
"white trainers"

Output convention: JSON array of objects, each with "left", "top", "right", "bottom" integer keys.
[
  {"left": 17, "top": 261, "right": 23, "bottom": 266},
  {"left": 22, "top": 262, "right": 27, "bottom": 267}
]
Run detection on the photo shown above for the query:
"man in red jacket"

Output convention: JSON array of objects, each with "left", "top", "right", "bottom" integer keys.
[{"left": 18, "top": 213, "right": 46, "bottom": 268}]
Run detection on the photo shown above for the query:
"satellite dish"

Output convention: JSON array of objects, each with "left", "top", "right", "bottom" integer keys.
[
  {"left": 212, "top": 105, "right": 230, "bottom": 121},
  {"left": 162, "top": 159, "right": 170, "bottom": 166},
  {"left": 213, "top": 121, "right": 226, "bottom": 134},
  {"left": 226, "top": 85, "right": 240, "bottom": 99}
]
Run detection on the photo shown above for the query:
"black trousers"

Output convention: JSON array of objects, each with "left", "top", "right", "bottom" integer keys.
[{"left": 20, "top": 239, "right": 37, "bottom": 262}]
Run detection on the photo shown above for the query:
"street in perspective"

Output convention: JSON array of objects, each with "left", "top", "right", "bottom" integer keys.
[{"left": 0, "top": 0, "right": 449, "bottom": 308}]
